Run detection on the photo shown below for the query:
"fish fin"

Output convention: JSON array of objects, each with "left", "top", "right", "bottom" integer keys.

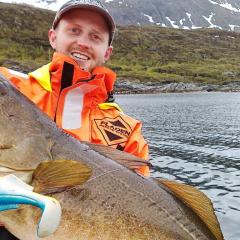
[
  {"left": 32, "top": 160, "right": 92, "bottom": 194},
  {"left": 156, "top": 179, "right": 224, "bottom": 240},
  {"left": 86, "top": 142, "right": 151, "bottom": 171}
]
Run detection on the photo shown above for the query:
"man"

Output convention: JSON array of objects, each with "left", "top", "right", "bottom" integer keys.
[
  {"left": 0, "top": 1, "right": 149, "bottom": 238},
  {"left": 1, "top": 0, "right": 149, "bottom": 173}
]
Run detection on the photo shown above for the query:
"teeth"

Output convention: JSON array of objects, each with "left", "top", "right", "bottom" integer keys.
[{"left": 72, "top": 53, "right": 89, "bottom": 60}]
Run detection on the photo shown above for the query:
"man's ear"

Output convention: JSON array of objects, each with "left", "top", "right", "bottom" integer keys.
[
  {"left": 104, "top": 46, "right": 113, "bottom": 62},
  {"left": 48, "top": 29, "right": 57, "bottom": 49}
]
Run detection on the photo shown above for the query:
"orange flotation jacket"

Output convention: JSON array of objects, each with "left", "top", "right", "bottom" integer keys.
[{"left": 0, "top": 53, "right": 149, "bottom": 176}]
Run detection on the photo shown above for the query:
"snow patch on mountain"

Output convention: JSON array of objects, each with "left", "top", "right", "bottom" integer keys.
[
  {"left": 229, "top": 24, "right": 240, "bottom": 30},
  {"left": 203, "top": 12, "right": 222, "bottom": 29},
  {"left": 208, "top": 0, "right": 240, "bottom": 12},
  {"left": 166, "top": 17, "right": 179, "bottom": 28},
  {"left": 143, "top": 14, "right": 154, "bottom": 23},
  {"left": 0, "top": 0, "right": 67, "bottom": 10},
  {"left": 185, "top": 13, "right": 201, "bottom": 30}
]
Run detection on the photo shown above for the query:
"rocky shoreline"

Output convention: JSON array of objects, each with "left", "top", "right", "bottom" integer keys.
[
  {"left": 115, "top": 79, "right": 240, "bottom": 94},
  {"left": 2, "top": 62, "right": 240, "bottom": 94}
]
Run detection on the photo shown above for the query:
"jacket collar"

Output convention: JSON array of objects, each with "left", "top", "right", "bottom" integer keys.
[{"left": 29, "top": 52, "right": 116, "bottom": 93}]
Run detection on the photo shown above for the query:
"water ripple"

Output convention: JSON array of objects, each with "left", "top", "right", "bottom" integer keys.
[{"left": 117, "top": 92, "right": 240, "bottom": 240}]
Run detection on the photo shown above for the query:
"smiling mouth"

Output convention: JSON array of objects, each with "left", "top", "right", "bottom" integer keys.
[{"left": 71, "top": 52, "right": 90, "bottom": 61}]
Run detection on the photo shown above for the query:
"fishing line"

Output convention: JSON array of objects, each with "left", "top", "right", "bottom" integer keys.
[{"left": 86, "top": 168, "right": 122, "bottom": 183}]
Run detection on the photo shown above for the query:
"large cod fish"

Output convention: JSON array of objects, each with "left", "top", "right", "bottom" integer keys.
[{"left": 0, "top": 73, "right": 224, "bottom": 240}]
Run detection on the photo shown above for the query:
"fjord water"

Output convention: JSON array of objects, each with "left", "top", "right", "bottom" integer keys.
[{"left": 116, "top": 92, "right": 240, "bottom": 240}]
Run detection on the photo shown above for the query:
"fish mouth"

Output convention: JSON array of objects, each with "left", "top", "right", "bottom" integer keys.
[
  {"left": 0, "top": 165, "right": 15, "bottom": 174},
  {"left": 0, "top": 164, "right": 33, "bottom": 184},
  {"left": 0, "top": 174, "right": 62, "bottom": 238}
]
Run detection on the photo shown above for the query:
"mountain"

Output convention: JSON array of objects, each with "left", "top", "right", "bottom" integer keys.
[
  {"left": 1, "top": 0, "right": 240, "bottom": 31},
  {"left": 106, "top": 0, "right": 240, "bottom": 31}
]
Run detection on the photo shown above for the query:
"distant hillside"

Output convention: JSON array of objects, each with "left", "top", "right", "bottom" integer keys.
[{"left": 0, "top": 2, "right": 240, "bottom": 86}]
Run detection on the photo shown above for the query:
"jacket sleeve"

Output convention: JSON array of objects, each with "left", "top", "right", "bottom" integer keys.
[
  {"left": 123, "top": 121, "right": 150, "bottom": 176},
  {"left": 0, "top": 67, "right": 34, "bottom": 99}
]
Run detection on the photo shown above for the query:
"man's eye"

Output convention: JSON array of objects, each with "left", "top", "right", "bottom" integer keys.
[
  {"left": 92, "top": 34, "right": 101, "bottom": 41},
  {"left": 71, "top": 28, "right": 80, "bottom": 34}
]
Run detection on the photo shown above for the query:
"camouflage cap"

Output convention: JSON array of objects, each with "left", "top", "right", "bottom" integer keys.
[{"left": 52, "top": 0, "right": 116, "bottom": 45}]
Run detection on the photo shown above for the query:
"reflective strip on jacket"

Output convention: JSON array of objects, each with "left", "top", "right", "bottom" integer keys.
[{"left": 0, "top": 53, "right": 149, "bottom": 176}]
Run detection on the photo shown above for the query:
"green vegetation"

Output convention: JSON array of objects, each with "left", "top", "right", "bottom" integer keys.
[
  {"left": 110, "top": 26, "right": 240, "bottom": 84},
  {"left": 0, "top": 2, "right": 240, "bottom": 84},
  {"left": 0, "top": 3, "right": 54, "bottom": 70}
]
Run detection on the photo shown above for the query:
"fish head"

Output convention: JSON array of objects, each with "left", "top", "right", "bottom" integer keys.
[{"left": 0, "top": 160, "right": 92, "bottom": 239}]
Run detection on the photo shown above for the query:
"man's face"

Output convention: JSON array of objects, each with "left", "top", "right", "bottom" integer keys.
[{"left": 49, "top": 8, "right": 113, "bottom": 72}]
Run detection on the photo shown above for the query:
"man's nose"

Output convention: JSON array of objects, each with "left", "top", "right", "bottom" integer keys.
[{"left": 76, "top": 35, "right": 90, "bottom": 49}]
